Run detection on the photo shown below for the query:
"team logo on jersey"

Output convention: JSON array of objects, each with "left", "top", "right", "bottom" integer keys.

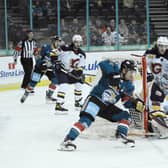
[
  {"left": 151, "top": 63, "right": 162, "bottom": 74},
  {"left": 70, "top": 58, "right": 80, "bottom": 68}
]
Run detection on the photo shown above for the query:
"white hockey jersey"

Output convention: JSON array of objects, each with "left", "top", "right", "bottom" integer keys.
[
  {"left": 147, "top": 54, "right": 168, "bottom": 94},
  {"left": 58, "top": 51, "right": 85, "bottom": 72}
]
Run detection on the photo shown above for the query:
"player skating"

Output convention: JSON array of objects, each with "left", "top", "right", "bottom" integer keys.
[
  {"left": 20, "top": 36, "right": 62, "bottom": 103},
  {"left": 54, "top": 34, "right": 86, "bottom": 113},
  {"left": 58, "top": 59, "right": 145, "bottom": 151}
]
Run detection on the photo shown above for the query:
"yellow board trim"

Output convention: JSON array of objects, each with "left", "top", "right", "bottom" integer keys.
[{"left": 0, "top": 80, "right": 50, "bottom": 92}]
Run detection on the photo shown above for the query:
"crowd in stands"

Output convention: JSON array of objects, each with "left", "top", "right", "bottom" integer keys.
[{"left": 0, "top": 0, "right": 156, "bottom": 49}]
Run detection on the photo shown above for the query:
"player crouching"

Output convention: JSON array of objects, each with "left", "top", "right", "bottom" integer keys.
[{"left": 58, "top": 59, "right": 145, "bottom": 151}]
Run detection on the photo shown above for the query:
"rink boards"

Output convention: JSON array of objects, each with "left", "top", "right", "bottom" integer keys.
[{"left": 0, "top": 50, "right": 144, "bottom": 91}]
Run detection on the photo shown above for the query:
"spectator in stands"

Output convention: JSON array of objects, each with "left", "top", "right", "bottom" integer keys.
[
  {"left": 42, "top": 1, "right": 52, "bottom": 17},
  {"left": 137, "top": 20, "right": 147, "bottom": 44},
  {"left": 69, "top": 18, "right": 81, "bottom": 35},
  {"left": 119, "top": 19, "right": 129, "bottom": 39},
  {"left": 111, "top": 30, "right": 125, "bottom": 45},
  {"left": 33, "top": 1, "right": 43, "bottom": 28},
  {"left": 109, "top": 19, "right": 116, "bottom": 32},
  {"left": 102, "top": 26, "right": 113, "bottom": 46},
  {"left": 128, "top": 19, "right": 141, "bottom": 44},
  {"left": 123, "top": 0, "right": 134, "bottom": 8},
  {"left": 91, "top": 28, "right": 103, "bottom": 46}
]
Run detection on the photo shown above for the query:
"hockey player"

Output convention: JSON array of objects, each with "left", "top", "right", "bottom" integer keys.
[
  {"left": 58, "top": 59, "right": 145, "bottom": 151},
  {"left": 55, "top": 34, "right": 86, "bottom": 112},
  {"left": 144, "top": 36, "right": 168, "bottom": 137},
  {"left": 20, "top": 36, "right": 62, "bottom": 103}
]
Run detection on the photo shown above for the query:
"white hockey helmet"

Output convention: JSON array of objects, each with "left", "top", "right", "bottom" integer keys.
[
  {"left": 157, "top": 36, "right": 168, "bottom": 46},
  {"left": 72, "top": 34, "right": 83, "bottom": 48},
  {"left": 157, "top": 36, "right": 168, "bottom": 54},
  {"left": 72, "top": 34, "right": 83, "bottom": 43}
]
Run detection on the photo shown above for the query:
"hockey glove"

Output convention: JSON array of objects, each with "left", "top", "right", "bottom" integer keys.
[
  {"left": 70, "top": 68, "right": 83, "bottom": 78},
  {"left": 134, "top": 98, "right": 145, "bottom": 113},
  {"left": 55, "top": 60, "right": 65, "bottom": 71},
  {"left": 40, "top": 60, "right": 52, "bottom": 71}
]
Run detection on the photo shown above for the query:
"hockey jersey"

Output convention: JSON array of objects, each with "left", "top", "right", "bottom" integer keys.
[
  {"left": 145, "top": 45, "right": 168, "bottom": 93},
  {"left": 90, "top": 59, "right": 135, "bottom": 108}
]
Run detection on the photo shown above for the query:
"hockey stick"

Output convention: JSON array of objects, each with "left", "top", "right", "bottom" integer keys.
[
  {"left": 60, "top": 68, "right": 93, "bottom": 87},
  {"left": 131, "top": 53, "right": 143, "bottom": 57}
]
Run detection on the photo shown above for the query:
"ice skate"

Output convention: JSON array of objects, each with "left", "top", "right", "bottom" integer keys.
[
  {"left": 29, "top": 89, "right": 35, "bottom": 96},
  {"left": 55, "top": 103, "right": 68, "bottom": 115},
  {"left": 57, "top": 140, "right": 77, "bottom": 151},
  {"left": 20, "top": 91, "right": 29, "bottom": 103},
  {"left": 46, "top": 91, "right": 56, "bottom": 103},
  {"left": 115, "top": 131, "right": 135, "bottom": 148},
  {"left": 75, "top": 98, "right": 83, "bottom": 111}
]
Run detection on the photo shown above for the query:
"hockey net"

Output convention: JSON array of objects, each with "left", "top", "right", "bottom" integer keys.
[{"left": 81, "top": 54, "right": 148, "bottom": 139}]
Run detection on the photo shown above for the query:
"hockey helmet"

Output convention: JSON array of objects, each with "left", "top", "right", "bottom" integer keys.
[
  {"left": 50, "top": 35, "right": 62, "bottom": 48},
  {"left": 157, "top": 36, "right": 168, "bottom": 46},
  {"left": 72, "top": 34, "right": 83, "bottom": 48},
  {"left": 157, "top": 36, "right": 168, "bottom": 54},
  {"left": 120, "top": 60, "right": 136, "bottom": 72},
  {"left": 50, "top": 35, "right": 62, "bottom": 41},
  {"left": 72, "top": 34, "right": 83, "bottom": 43}
]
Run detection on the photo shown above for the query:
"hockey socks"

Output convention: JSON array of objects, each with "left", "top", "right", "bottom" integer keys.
[
  {"left": 116, "top": 120, "right": 135, "bottom": 147},
  {"left": 20, "top": 86, "right": 34, "bottom": 103}
]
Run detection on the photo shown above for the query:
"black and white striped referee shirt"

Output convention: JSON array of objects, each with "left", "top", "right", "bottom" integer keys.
[{"left": 13, "top": 39, "right": 38, "bottom": 60}]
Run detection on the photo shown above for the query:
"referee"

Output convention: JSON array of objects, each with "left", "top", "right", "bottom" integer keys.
[{"left": 13, "top": 30, "right": 38, "bottom": 90}]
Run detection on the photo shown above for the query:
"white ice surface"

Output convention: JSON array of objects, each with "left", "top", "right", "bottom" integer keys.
[{"left": 0, "top": 85, "right": 168, "bottom": 168}]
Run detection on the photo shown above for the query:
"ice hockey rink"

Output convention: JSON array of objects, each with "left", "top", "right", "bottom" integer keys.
[{"left": 0, "top": 85, "right": 168, "bottom": 168}]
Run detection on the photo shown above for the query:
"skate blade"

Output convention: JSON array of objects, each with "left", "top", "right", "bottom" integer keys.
[
  {"left": 54, "top": 111, "right": 68, "bottom": 115},
  {"left": 46, "top": 100, "right": 56, "bottom": 104},
  {"left": 57, "top": 147, "right": 75, "bottom": 151},
  {"left": 57, "top": 144, "right": 76, "bottom": 151},
  {"left": 117, "top": 138, "right": 135, "bottom": 148},
  {"left": 123, "top": 141, "right": 135, "bottom": 148}
]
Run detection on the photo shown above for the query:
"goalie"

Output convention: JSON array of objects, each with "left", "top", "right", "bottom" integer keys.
[
  {"left": 58, "top": 59, "right": 145, "bottom": 151},
  {"left": 144, "top": 36, "right": 168, "bottom": 138}
]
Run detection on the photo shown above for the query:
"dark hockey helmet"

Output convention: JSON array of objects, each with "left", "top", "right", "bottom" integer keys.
[
  {"left": 120, "top": 60, "right": 136, "bottom": 72},
  {"left": 50, "top": 35, "right": 62, "bottom": 41}
]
